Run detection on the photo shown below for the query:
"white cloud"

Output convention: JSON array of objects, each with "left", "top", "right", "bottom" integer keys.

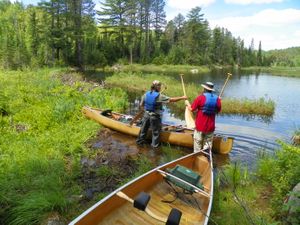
[
  {"left": 210, "top": 8, "right": 300, "bottom": 50},
  {"left": 211, "top": 9, "right": 300, "bottom": 31},
  {"left": 295, "top": 30, "right": 300, "bottom": 37},
  {"left": 225, "top": 0, "right": 284, "bottom": 5},
  {"left": 167, "top": 0, "right": 215, "bottom": 10}
]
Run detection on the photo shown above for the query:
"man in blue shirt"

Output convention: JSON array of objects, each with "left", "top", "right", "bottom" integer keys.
[{"left": 136, "top": 80, "right": 187, "bottom": 149}]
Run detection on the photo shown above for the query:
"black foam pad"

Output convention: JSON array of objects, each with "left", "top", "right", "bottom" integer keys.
[
  {"left": 166, "top": 208, "right": 182, "bottom": 225},
  {"left": 133, "top": 192, "right": 151, "bottom": 211}
]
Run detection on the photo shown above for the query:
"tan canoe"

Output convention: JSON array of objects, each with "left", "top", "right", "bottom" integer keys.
[
  {"left": 82, "top": 106, "right": 233, "bottom": 154},
  {"left": 69, "top": 150, "right": 214, "bottom": 225}
]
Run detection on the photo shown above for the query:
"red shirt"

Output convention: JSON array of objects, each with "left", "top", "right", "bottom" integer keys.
[{"left": 191, "top": 94, "right": 221, "bottom": 133}]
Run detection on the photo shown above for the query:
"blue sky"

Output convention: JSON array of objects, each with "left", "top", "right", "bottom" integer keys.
[{"left": 15, "top": 0, "right": 300, "bottom": 50}]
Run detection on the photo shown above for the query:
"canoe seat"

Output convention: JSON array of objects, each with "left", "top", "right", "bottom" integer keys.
[
  {"left": 166, "top": 208, "right": 182, "bottom": 225},
  {"left": 100, "top": 109, "right": 112, "bottom": 116},
  {"left": 134, "top": 192, "right": 150, "bottom": 211},
  {"left": 133, "top": 192, "right": 182, "bottom": 225}
]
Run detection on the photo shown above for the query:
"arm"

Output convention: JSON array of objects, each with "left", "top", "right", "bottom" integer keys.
[
  {"left": 139, "top": 95, "right": 145, "bottom": 109},
  {"left": 216, "top": 97, "right": 221, "bottom": 113},
  {"left": 169, "top": 96, "right": 187, "bottom": 103},
  {"left": 185, "top": 100, "right": 192, "bottom": 111},
  {"left": 186, "top": 96, "right": 203, "bottom": 112}
]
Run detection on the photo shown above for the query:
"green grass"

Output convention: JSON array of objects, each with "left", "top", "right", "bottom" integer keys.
[
  {"left": 241, "top": 66, "right": 300, "bottom": 77},
  {"left": 211, "top": 163, "right": 276, "bottom": 225},
  {"left": 0, "top": 68, "right": 128, "bottom": 225},
  {"left": 211, "top": 142, "right": 300, "bottom": 225},
  {"left": 256, "top": 142, "right": 300, "bottom": 223},
  {"left": 106, "top": 72, "right": 275, "bottom": 116},
  {"left": 111, "top": 63, "right": 210, "bottom": 75}
]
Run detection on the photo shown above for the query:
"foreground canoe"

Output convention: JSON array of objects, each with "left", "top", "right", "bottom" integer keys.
[
  {"left": 69, "top": 150, "right": 214, "bottom": 225},
  {"left": 82, "top": 106, "right": 233, "bottom": 154}
]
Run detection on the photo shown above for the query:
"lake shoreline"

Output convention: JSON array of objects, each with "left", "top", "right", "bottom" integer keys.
[{"left": 107, "top": 63, "right": 300, "bottom": 77}]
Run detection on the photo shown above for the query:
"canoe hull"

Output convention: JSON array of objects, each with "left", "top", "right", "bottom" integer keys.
[
  {"left": 69, "top": 151, "right": 214, "bottom": 225},
  {"left": 82, "top": 106, "right": 233, "bottom": 154}
]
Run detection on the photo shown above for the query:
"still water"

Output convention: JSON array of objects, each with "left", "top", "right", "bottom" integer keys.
[{"left": 127, "top": 71, "right": 300, "bottom": 166}]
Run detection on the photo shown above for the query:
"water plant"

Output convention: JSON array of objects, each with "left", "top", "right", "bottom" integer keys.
[
  {"left": 113, "top": 63, "right": 211, "bottom": 75},
  {"left": 106, "top": 72, "right": 275, "bottom": 116}
]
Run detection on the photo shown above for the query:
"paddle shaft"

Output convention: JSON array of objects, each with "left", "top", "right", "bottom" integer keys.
[
  {"left": 180, "top": 74, "right": 187, "bottom": 96},
  {"left": 219, "top": 73, "right": 232, "bottom": 98}
]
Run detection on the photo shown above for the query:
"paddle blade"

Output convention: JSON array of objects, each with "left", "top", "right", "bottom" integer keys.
[{"left": 185, "top": 107, "right": 195, "bottom": 129}]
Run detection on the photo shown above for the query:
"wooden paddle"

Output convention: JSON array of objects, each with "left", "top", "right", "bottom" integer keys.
[
  {"left": 180, "top": 74, "right": 195, "bottom": 129},
  {"left": 219, "top": 73, "right": 232, "bottom": 98}
]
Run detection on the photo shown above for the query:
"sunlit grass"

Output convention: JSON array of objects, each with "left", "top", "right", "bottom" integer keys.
[
  {"left": 106, "top": 72, "right": 275, "bottom": 116},
  {"left": 0, "top": 68, "right": 128, "bottom": 225},
  {"left": 241, "top": 66, "right": 300, "bottom": 77},
  {"left": 114, "top": 63, "right": 210, "bottom": 74}
]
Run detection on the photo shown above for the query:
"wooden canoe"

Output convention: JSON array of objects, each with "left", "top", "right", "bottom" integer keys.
[
  {"left": 82, "top": 106, "right": 234, "bottom": 154},
  {"left": 69, "top": 150, "right": 214, "bottom": 225}
]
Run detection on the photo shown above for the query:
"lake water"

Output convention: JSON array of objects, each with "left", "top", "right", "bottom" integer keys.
[{"left": 126, "top": 71, "right": 300, "bottom": 166}]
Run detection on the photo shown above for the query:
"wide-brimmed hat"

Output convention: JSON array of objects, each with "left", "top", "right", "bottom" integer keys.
[
  {"left": 152, "top": 80, "right": 161, "bottom": 86},
  {"left": 201, "top": 82, "right": 215, "bottom": 91}
]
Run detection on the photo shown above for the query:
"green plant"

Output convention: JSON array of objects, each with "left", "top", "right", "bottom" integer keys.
[{"left": 0, "top": 68, "right": 129, "bottom": 224}]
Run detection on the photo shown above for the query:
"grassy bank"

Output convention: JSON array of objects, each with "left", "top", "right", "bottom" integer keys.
[
  {"left": 109, "top": 63, "right": 300, "bottom": 78},
  {"left": 241, "top": 66, "right": 300, "bottom": 77},
  {"left": 211, "top": 141, "right": 300, "bottom": 224},
  {"left": 0, "top": 68, "right": 128, "bottom": 224},
  {"left": 106, "top": 72, "right": 275, "bottom": 117},
  {"left": 111, "top": 63, "right": 211, "bottom": 75}
]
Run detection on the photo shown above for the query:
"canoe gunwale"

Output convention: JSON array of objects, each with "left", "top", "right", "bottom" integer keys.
[
  {"left": 69, "top": 151, "right": 213, "bottom": 225},
  {"left": 82, "top": 106, "right": 234, "bottom": 153}
]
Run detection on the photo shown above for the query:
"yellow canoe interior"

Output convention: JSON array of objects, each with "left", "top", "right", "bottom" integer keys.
[
  {"left": 70, "top": 152, "right": 213, "bottom": 225},
  {"left": 82, "top": 106, "right": 233, "bottom": 154}
]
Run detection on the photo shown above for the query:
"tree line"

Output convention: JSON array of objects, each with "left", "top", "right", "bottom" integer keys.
[{"left": 0, "top": 0, "right": 285, "bottom": 70}]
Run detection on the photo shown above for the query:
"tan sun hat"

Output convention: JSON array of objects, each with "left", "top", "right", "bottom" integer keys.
[
  {"left": 152, "top": 80, "right": 161, "bottom": 85},
  {"left": 201, "top": 82, "right": 215, "bottom": 91}
]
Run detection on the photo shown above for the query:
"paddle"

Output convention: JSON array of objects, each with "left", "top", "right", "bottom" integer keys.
[
  {"left": 129, "top": 85, "right": 167, "bottom": 126},
  {"left": 180, "top": 74, "right": 195, "bottom": 129},
  {"left": 219, "top": 73, "right": 232, "bottom": 98}
]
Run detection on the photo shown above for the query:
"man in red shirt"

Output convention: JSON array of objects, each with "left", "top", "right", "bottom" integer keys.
[{"left": 186, "top": 82, "right": 221, "bottom": 152}]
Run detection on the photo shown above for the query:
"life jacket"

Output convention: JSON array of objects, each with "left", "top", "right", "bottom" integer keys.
[
  {"left": 144, "top": 91, "right": 160, "bottom": 112},
  {"left": 202, "top": 92, "right": 218, "bottom": 115}
]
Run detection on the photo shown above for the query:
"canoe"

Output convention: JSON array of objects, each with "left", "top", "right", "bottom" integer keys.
[
  {"left": 82, "top": 106, "right": 234, "bottom": 154},
  {"left": 69, "top": 150, "right": 214, "bottom": 225}
]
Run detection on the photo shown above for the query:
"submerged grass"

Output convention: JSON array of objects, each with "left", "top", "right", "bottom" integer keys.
[
  {"left": 0, "top": 68, "right": 128, "bottom": 225},
  {"left": 106, "top": 72, "right": 275, "bottom": 116}
]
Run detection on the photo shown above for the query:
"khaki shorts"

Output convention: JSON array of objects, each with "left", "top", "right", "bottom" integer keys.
[{"left": 193, "top": 130, "right": 214, "bottom": 153}]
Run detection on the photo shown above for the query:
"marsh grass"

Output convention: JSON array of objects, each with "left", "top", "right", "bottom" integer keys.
[
  {"left": 106, "top": 72, "right": 275, "bottom": 116},
  {"left": 256, "top": 142, "right": 300, "bottom": 222},
  {"left": 241, "top": 66, "right": 300, "bottom": 77},
  {"left": 211, "top": 164, "right": 276, "bottom": 225},
  {"left": 0, "top": 68, "right": 128, "bottom": 225},
  {"left": 115, "top": 63, "right": 210, "bottom": 74},
  {"left": 212, "top": 142, "right": 300, "bottom": 225},
  {"left": 159, "top": 145, "right": 186, "bottom": 165}
]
